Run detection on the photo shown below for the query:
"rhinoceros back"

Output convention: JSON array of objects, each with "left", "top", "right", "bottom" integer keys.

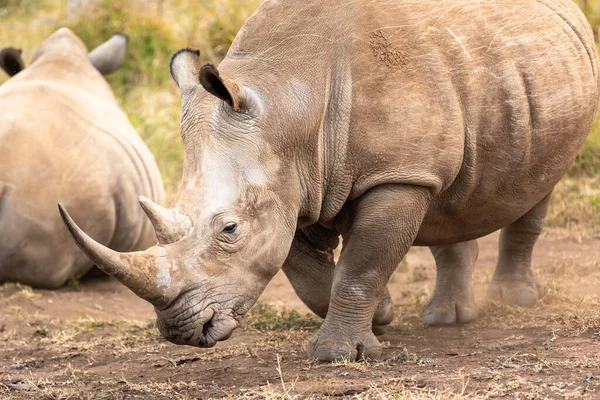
[
  {"left": 0, "top": 69, "right": 164, "bottom": 288},
  {"left": 346, "top": 0, "right": 599, "bottom": 243},
  {"left": 414, "top": 0, "right": 599, "bottom": 243},
  {"left": 227, "top": 0, "right": 599, "bottom": 244}
]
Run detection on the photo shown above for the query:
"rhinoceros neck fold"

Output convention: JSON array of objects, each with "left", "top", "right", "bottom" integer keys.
[
  {"left": 220, "top": 1, "right": 357, "bottom": 228},
  {"left": 316, "top": 55, "right": 354, "bottom": 226}
]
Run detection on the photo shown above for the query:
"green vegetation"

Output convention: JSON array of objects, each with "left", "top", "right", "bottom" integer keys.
[
  {"left": 0, "top": 0, "right": 598, "bottom": 232},
  {"left": 575, "top": 0, "right": 600, "bottom": 31},
  {"left": 244, "top": 301, "right": 321, "bottom": 332}
]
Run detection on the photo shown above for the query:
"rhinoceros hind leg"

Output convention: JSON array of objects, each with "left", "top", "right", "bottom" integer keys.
[
  {"left": 488, "top": 194, "right": 551, "bottom": 307},
  {"left": 424, "top": 240, "right": 478, "bottom": 326},
  {"left": 372, "top": 287, "right": 394, "bottom": 335}
]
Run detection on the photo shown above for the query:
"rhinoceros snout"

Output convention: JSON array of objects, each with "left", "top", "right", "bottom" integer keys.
[
  {"left": 158, "top": 314, "right": 236, "bottom": 348},
  {"left": 154, "top": 291, "right": 241, "bottom": 348}
]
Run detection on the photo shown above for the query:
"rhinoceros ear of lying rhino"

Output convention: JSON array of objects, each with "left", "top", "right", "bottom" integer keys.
[
  {"left": 88, "top": 33, "right": 128, "bottom": 76},
  {"left": 170, "top": 48, "right": 256, "bottom": 112},
  {"left": 170, "top": 48, "right": 202, "bottom": 93},
  {"left": 0, "top": 47, "right": 25, "bottom": 77}
]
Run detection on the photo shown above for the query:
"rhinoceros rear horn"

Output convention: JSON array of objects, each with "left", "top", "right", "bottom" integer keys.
[
  {"left": 138, "top": 196, "right": 193, "bottom": 245},
  {"left": 170, "top": 48, "right": 201, "bottom": 91},
  {"left": 88, "top": 33, "right": 128, "bottom": 75},
  {"left": 0, "top": 47, "right": 25, "bottom": 77},
  {"left": 58, "top": 203, "right": 172, "bottom": 306}
]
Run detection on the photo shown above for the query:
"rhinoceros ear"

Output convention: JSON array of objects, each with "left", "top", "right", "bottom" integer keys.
[
  {"left": 199, "top": 64, "right": 247, "bottom": 111},
  {"left": 170, "top": 48, "right": 201, "bottom": 93},
  {"left": 0, "top": 47, "right": 25, "bottom": 77},
  {"left": 88, "top": 33, "right": 128, "bottom": 75}
]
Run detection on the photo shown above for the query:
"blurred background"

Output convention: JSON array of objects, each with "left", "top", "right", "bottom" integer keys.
[{"left": 0, "top": 0, "right": 598, "bottom": 238}]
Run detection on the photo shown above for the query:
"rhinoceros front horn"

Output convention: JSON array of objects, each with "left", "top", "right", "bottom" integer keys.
[
  {"left": 138, "top": 196, "right": 192, "bottom": 245},
  {"left": 58, "top": 203, "right": 173, "bottom": 306}
]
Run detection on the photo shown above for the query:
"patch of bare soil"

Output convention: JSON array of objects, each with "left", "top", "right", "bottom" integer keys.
[{"left": 0, "top": 232, "right": 599, "bottom": 399}]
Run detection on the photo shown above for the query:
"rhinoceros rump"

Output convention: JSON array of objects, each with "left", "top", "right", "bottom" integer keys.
[
  {"left": 0, "top": 28, "right": 164, "bottom": 289},
  {"left": 61, "top": 0, "right": 599, "bottom": 361}
]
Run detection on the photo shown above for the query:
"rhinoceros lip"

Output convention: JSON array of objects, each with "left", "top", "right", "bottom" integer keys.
[
  {"left": 155, "top": 283, "right": 247, "bottom": 347},
  {"left": 155, "top": 296, "right": 236, "bottom": 348}
]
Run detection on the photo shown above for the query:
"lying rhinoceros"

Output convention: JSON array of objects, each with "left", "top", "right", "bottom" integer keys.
[
  {"left": 0, "top": 28, "right": 164, "bottom": 289},
  {"left": 60, "top": 0, "right": 599, "bottom": 361}
]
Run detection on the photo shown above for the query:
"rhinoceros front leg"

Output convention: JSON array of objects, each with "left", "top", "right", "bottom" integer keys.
[
  {"left": 488, "top": 194, "right": 550, "bottom": 307},
  {"left": 423, "top": 240, "right": 479, "bottom": 325},
  {"left": 307, "top": 185, "right": 431, "bottom": 362},
  {"left": 282, "top": 225, "right": 395, "bottom": 334}
]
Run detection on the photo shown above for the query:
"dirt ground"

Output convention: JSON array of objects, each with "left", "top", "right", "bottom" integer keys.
[{"left": 0, "top": 231, "right": 598, "bottom": 399}]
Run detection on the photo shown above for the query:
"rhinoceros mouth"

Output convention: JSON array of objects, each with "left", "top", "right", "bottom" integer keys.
[
  {"left": 154, "top": 286, "right": 245, "bottom": 348},
  {"left": 158, "top": 310, "right": 237, "bottom": 348},
  {"left": 198, "top": 313, "right": 236, "bottom": 347},
  {"left": 157, "top": 305, "right": 216, "bottom": 347}
]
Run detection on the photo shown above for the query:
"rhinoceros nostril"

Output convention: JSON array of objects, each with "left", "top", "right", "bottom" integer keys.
[{"left": 199, "top": 315, "right": 215, "bottom": 347}]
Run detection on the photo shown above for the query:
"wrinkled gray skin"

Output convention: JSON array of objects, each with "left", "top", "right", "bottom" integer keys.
[
  {"left": 60, "top": 0, "right": 599, "bottom": 361},
  {"left": 0, "top": 28, "right": 164, "bottom": 288}
]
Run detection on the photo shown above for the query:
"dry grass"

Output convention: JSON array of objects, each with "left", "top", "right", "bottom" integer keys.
[
  {"left": 546, "top": 176, "right": 600, "bottom": 238},
  {"left": 2, "top": 256, "right": 599, "bottom": 398}
]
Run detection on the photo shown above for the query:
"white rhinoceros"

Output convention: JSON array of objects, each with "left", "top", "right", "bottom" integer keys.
[
  {"left": 60, "top": 0, "right": 598, "bottom": 361},
  {"left": 0, "top": 28, "right": 164, "bottom": 288}
]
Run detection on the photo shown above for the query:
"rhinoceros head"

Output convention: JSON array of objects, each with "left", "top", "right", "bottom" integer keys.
[
  {"left": 59, "top": 48, "right": 304, "bottom": 347},
  {"left": 0, "top": 28, "right": 128, "bottom": 78}
]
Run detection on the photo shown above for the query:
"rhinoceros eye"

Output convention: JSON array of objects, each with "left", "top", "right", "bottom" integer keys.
[{"left": 222, "top": 222, "right": 237, "bottom": 234}]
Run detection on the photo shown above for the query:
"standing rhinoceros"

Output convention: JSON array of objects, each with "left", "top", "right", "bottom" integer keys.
[
  {"left": 0, "top": 28, "right": 164, "bottom": 289},
  {"left": 60, "top": 0, "right": 599, "bottom": 361}
]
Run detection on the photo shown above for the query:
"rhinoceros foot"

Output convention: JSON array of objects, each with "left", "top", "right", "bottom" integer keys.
[
  {"left": 307, "top": 325, "right": 381, "bottom": 362},
  {"left": 422, "top": 295, "right": 478, "bottom": 326},
  {"left": 487, "top": 277, "right": 540, "bottom": 308}
]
